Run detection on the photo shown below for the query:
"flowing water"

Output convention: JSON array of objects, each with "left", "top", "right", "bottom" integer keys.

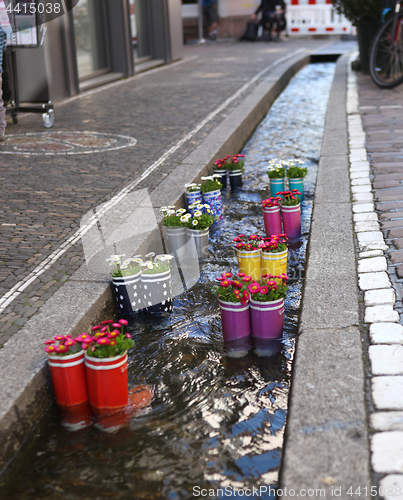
[{"left": 0, "top": 63, "right": 335, "bottom": 500}]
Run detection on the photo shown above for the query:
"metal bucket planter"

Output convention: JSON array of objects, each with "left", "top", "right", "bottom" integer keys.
[
  {"left": 250, "top": 298, "right": 284, "bottom": 339},
  {"left": 288, "top": 178, "right": 304, "bottom": 203},
  {"left": 261, "top": 249, "right": 287, "bottom": 280},
  {"left": 281, "top": 204, "right": 301, "bottom": 240},
  {"left": 219, "top": 299, "right": 251, "bottom": 342},
  {"left": 236, "top": 248, "right": 261, "bottom": 282},
  {"left": 229, "top": 170, "right": 243, "bottom": 190},
  {"left": 166, "top": 226, "right": 188, "bottom": 261},
  {"left": 187, "top": 228, "right": 209, "bottom": 260},
  {"left": 85, "top": 351, "right": 129, "bottom": 416},
  {"left": 141, "top": 270, "right": 173, "bottom": 315},
  {"left": 202, "top": 189, "right": 223, "bottom": 220},
  {"left": 213, "top": 169, "right": 227, "bottom": 189},
  {"left": 48, "top": 350, "right": 89, "bottom": 408},
  {"left": 112, "top": 272, "right": 142, "bottom": 317},
  {"left": 262, "top": 205, "right": 282, "bottom": 237},
  {"left": 270, "top": 178, "right": 284, "bottom": 198},
  {"left": 185, "top": 190, "right": 203, "bottom": 209}
]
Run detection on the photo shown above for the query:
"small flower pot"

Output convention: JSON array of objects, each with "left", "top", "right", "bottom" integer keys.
[
  {"left": 250, "top": 298, "right": 284, "bottom": 339},
  {"left": 262, "top": 205, "right": 282, "bottom": 237},
  {"left": 229, "top": 170, "right": 243, "bottom": 190},
  {"left": 185, "top": 189, "right": 203, "bottom": 209},
  {"left": 219, "top": 299, "right": 251, "bottom": 342},
  {"left": 187, "top": 227, "right": 209, "bottom": 260},
  {"left": 261, "top": 249, "right": 288, "bottom": 280},
  {"left": 48, "top": 350, "right": 89, "bottom": 408},
  {"left": 281, "top": 204, "right": 301, "bottom": 240},
  {"left": 85, "top": 351, "right": 129, "bottom": 416},
  {"left": 236, "top": 248, "right": 261, "bottom": 282},
  {"left": 269, "top": 178, "right": 285, "bottom": 198},
  {"left": 166, "top": 226, "right": 188, "bottom": 262},
  {"left": 213, "top": 169, "right": 227, "bottom": 189},
  {"left": 112, "top": 271, "right": 142, "bottom": 317},
  {"left": 202, "top": 189, "right": 223, "bottom": 220},
  {"left": 141, "top": 270, "right": 173, "bottom": 314},
  {"left": 288, "top": 178, "right": 304, "bottom": 203}
]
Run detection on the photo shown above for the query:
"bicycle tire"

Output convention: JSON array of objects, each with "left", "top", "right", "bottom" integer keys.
[{"left": 369, "top": 12, "right": 403, "bottom": 89}]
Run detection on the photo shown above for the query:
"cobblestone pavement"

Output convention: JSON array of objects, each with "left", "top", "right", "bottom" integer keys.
[
  {"left": 353, "top": 67, "right": 403, "bottom": 491},
  {"left": 0, "top": 39, "right": 328, "bottom": 346}
]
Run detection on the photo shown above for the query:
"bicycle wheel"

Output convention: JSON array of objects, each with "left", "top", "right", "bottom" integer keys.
[{"left": 369, "top": 12, "right": 403, "bottom": 89}]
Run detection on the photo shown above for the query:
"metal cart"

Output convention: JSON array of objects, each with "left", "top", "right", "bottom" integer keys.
[{"left": 1, "top": 0, "right": 54, "bottom": 128}]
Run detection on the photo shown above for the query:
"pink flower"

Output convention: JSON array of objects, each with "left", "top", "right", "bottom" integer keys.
[
  {"left": 233, "top": 237, "right": 242, "bottom": 242},
  {"left": 82, "top": 343, "right": 91, "bottom": 350},
  {"left": 216, "top": 277, "right": 224, "bottom": 281},
  {"left": 236, "top": 242, "right": 244, "bottom": 249},
  {"left": 260, "top": 286, "right": 268, "bottom": 295},
  {"left": 126, "top": 333, "right": 132, "bottom": 339},
  {"left": 108, "top": 330, "right": 120, "bottom": 339},
  {"left": 237, "top": 272, "right": 245, "bottom": 278},
  {"left": 44, "top": 339, "right": 55, "bottom": 345},
  {"left": 45, "top": 345, "right": 56, "bottom": 353},
  {"left": 112, "top": 323, "right": 121, "bottom": 329},
  {"left": 119, "top": 319, "right": 128, "bottom": 326},
  {"left": 100, "top": 320, "right": 114, "bottom": 325},
  {"left": 110, "top": 339, "right": 117, "bottom": 347},
  {"left": 65, "top": 339, "right": 76, "bottom": 347},
  {"left": 75, "top": 333, "right": 91, "bottom": 343},
  {"left": 231, "top": 280, "right": 243, "bottom": 289},
  {"left": 56, "top": 344, "right": 69, "bottom": 353},
  {"left": 54, "top": 335, "right": 66, "bottom": 342},
  {"left": 101, "top": 326, "right": 109, "bottom": 332},
  {"left": 90, "top": 345, "right": 96, "bottom": 352},
  {"left": 97, "top": 338, "right": 110, "bottom": 346},
  {"left": 248, "top": 283, "right": 260, "bottom": 294},
  {"left": 91, "top": 325, "right": 102, "bottom": 331},
  {"left": 220, "top": 280, "right": 231, "bottom": 288},
  {"left": 222, "top": 272, "right": 233, "bottom": 278},
  {"left": 267, "top": 281, "right": 278, "bottom": 290},
  {"left": 243, "top": 276, "right": 252, "bottom": 282}
]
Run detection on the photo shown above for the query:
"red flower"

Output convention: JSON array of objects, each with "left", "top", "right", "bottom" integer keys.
[
  {"left": 237, "top": 272, "right": 245, "bottom": 278},
  {"left": 220, "top": 280, "right": 231, "bottom": 288},
  {"left": 109, "top": 339, "right": 117, "bottom": 347},
  {"left": 44, "top": 339, "right": 55, "bottom": 345},
  {"left": 243, "top": 276, "right": 252, "bottom": 282},
  {"left": 91, "top": 325, "right": 102, "bottom": 331},
  {"left": 231, "top": 280, "right": 243, "bottom": 289},
  {"left": 54, "top": 335, "right": 66, "bottom": 342},
  {"left": 45, "top": 345, "right": 56, "bottom": 353},
  {"left": 65, "top": 339, "right": 76, "bottom": 347},
  {"left": 97, "top": 338, "right": 110, "bottom": 346},
  {"left": 233, "top": 237, "right": 242, "bottom": 242},
  {"left": 223, "top": 272, "right": 233, "bottom": 278},
  {"left": 100, "top": 320, "right": 114, "bottom": 325},
  {"left": 260, "top": 286, "right": 268, "bottom": 295},
  {"left": 118, "top": 319, "right": 128, "bottom": 326},
  {"left": 108, "top": 330, "right": 120, "bottom": 339},
  {"left": 56, "top": 344, "right": 69, "bottom": 353},
  {"left": 236, "top": 242, "right": 244, "bottom": 249}
]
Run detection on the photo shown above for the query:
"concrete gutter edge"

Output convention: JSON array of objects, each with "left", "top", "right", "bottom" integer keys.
[
  {"left": 0, "top": 50, "right": 310, "bottom": 474},
  {"left": 279, "top": 54, "right": 371, "bottom": 496}
]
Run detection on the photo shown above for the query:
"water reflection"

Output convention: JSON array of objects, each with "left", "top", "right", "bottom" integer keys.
[{"left": 0, "top": 63, "right": 335, "bottom": 500}]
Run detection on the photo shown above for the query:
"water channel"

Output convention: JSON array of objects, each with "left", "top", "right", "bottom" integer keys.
[{"left": 0, "top": 63, "right": 336, "bottom": 500}]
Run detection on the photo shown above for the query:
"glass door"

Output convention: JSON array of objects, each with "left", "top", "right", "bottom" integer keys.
[
  {"left": 129, "top": 0, "right": 152, "bottom": 62},
  {"left": 73, "top": 0, "right": 109, "bottom": 79}
]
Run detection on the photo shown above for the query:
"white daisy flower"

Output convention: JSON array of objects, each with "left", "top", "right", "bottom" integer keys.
[
  {"left": 180, "top": 215, "right": 189, "bottom": 223},
  {"left": 121, "top": 265, "right": 128, "bottom": 270},
  {"left": 197, "top": 204, "right": 204, "bottom": 209},
  {"left": 145, "top": 252, "right": 155, "bottom": 258},
  {"left": 194, "top": 211, "right": 202, "bottom": 217},
  {"left": 204, "top": 204, "right": 210, "bottom": 209},
  {"left": 147, "top": 263, "right": 153, "bottom": 270},
  {"left": 166, "top": 210, "right": 175, "bottom": 215},
  {"left": 177, "top": 208, "right": 186, "bottom": 214},
  {"left": 192, "top": 220, "right": 198, "bottom": 226},
  {"left": 163, "top": 254, "right": 174, "bottom": 260}
]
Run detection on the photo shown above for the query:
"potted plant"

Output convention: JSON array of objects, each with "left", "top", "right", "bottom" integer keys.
[
  {"left": 212, "top": 157, "right": 229, "bottom": 189},
  {"left": 248, "top": 274, "right": 289, "bottom": 340},
  {"left": 261, "top": 197, "right": 282, "bottom": 236},
  {"left": 260, "top": 234, "right": 288, "bottom": 283},
  {"left": 84, "top": 319, "right": 134, "bottom": 416},
  {"left": 107, "top": 254, "right": 143, "bottom": 318},
  {"left": 201, "top": 175, "right": 224, "bottom": 220},
  {"left": 267, "top": 160, "right": 286, "bottom": 198},
  {"left": 332, "top": 0, "right": 383, "bottom": 74},
  {"left": 228, "top": 154, "right": 245, "bottom": 190},
  {"left": 186, "top": 205, "right": 216, "bottom": 260},
  {"left": 161, "top": 207, "right": 189, "bottom": 262},
  {"left": 233, "top": 234, "right": 263, "bottom": 282},
  {"left": 213, "top": 272, "right": 251, "bottom": 343},
  {"left": 286, "top": 159, "right": 307, "bottom": 202},
  {"left": 45, "top": 334, "right": 90, "bottom": 410},
  {"left": 279, "top": 190, "right": 301, "bottom": 240},
  {"left": 140, "top": 253, "right": 174, "bottom": 315},
  {"left": 185, "top": 183, "right": 203, "bottom": 209}
]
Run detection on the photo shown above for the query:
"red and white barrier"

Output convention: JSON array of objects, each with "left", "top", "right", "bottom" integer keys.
[{"left": 285, "top": 0, "right": 353, "bottom": 35}]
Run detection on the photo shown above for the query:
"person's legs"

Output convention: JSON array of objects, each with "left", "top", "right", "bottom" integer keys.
[
  {"left": 0, "top": 72, "right": 6, "bottom": 139},
  {"left": 266, "top": 12, "right": 275, "bottom": 40},
  {"left": 274, "top": 13, "right": 282, "bottom": 39}
]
